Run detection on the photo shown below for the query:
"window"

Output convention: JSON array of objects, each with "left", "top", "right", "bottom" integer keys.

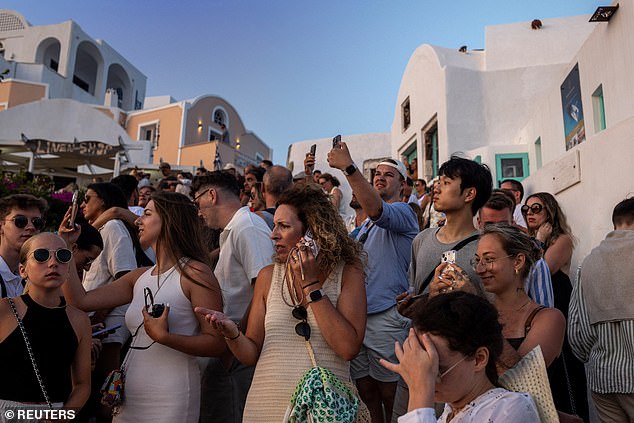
[
  {"left": 473, "top": 155, "right": 481, "bottom": 164},
  {"left": 139, "top": 122, "right": 160, "bottom": 148},
  {"left": 255, "top": 152, "right": 264, "bottom": 162},
  {"left": 213, "top": 109, "right": 226, "bottom": 126},
  {"left": 49, "top": 59, "right": 59, "bottom": 72},
  {"left": 535, "top": 138, "right": 542, "bottom": 169},
  {"left": 423, "top": 119, "right": 439, "bottom": 180},
  {"left": 208, "top": 127, "right": 222, "bottom": 142},
  {"left": 402, "top": 98, "right": 411, "bottom": 131},
  {"left": 495, "top": 153, "right": 529, "bottom": 185},
  {"left": 592, "top": 85, "right": 606, "bottom": 133}
]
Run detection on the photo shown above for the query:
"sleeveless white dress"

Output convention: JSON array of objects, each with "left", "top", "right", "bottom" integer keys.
[
  {"left": 243, "top": 261, "right": 369, "bottom": 422},
  {"left": 113, "top": 264, "right": 200, "bottom": 423}
]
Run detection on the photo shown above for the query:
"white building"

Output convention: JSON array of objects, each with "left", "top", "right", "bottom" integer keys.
[
  {"left": 392, "top": 1, "right": 634, "bottom": 266},
  {"left": 287, "top": 132, "right": 392, "bottom": 218}
]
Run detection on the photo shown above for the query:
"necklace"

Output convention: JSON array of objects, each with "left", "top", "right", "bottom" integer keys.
[
  {"left": 498, "top": 297, "right": 531, "bottom": 314},
  {"left": 281, "top": 250, "right": 304, "bottom": 307}
]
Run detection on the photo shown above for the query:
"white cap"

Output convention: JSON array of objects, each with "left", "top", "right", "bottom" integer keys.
[{"left": 377, "top": 159, "right": 408, "bottom": 180}]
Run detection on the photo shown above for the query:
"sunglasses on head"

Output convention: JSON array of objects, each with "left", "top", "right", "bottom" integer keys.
[
  {"left": 5, "top": 215, "right": 46, "bottom": 230},
  {"left": 31, "top": 248, "right": 73, "bottom": 264},
  {"left": 292, "top": 306, "right": 311, "bottom": 341},
  {"left": 521, "top": 204, "right": 544, "bottom": 215}
]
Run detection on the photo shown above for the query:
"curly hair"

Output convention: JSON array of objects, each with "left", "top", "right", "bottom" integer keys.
[
  {"left": 412, "top": 291, "right": 503, "bottom": 386},
  {"left": 150, "top": 191, "right": 218, "bottom": 293},
  {"left": 523, "top": 192, "right": 575, "bottom": 249},
  {"left": 276, "top": 184, "right": 364, "bottom": 274},
  {"left": 317, "top": 173, "right": 340, "bottom": 187}
]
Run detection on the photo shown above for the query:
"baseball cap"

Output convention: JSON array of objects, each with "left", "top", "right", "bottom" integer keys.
[{"left": 378, "top": 159, "right": 407, "bottom": 180}]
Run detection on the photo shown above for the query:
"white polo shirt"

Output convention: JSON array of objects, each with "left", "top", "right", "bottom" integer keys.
[{"left": 214, "top": 206, "right": 274, "bottom": 322}]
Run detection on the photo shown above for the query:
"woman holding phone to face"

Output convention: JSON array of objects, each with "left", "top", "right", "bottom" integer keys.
[
  {"left": 0, "top": 232, "right": 91, "bottom": 411},
  {"left": 59, "top": 192, "right": 225, "bottom": 423},
  {"left": 196, "top": 184, "right": 368, "bottom": 422}
]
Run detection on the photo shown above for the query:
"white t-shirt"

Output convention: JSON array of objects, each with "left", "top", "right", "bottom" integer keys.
[
  {"left": 83, "top": 219, "right": 137, "bottom": 343},
  {"left": 514, "top": 204, "right": 527, "bottom": 228},
  {"left": 214, "top": 207, "right": 274, "bottom": 322}
]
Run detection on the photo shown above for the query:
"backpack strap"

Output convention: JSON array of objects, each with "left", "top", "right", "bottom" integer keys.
[{"left": 417, "top": 234, "right": 479, "bottom": 295}]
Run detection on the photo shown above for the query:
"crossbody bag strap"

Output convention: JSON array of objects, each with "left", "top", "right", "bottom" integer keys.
[
  {"left": 417, "top": 234, "right": 479, "bottom": 295},
  {"left": 7, "top": 297, "right": 53, "bottom": 409},
  {"left": 304, "top": 340, "right": 318, "bottom": 368}
]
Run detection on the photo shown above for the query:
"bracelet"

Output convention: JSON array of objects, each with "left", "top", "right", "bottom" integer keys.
[
  {"left": 302, "top": 280, "right": 320, "bottom": 289},
  {"left": 224, "top": 331, "right": 241, "bottom": 341}
]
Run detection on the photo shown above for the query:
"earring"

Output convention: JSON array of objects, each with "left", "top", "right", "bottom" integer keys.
[{"left": 515, "top": 268, "right": 519, "bottom": 275}]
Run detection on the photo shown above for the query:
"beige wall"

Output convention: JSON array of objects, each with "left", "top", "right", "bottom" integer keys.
[
  {"left": 179, "top": 142, "right": 218, "bottom": 169},
  {"left": 126, "top": 104, "right": 183, "bottom": 165},
  {"left": 0, "top": 80, "right": 47, "bottom": 109},
  {"left": 184, "top": 96, "right": 246, "bottom": 147}
]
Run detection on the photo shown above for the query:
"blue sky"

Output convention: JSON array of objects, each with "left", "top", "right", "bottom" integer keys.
[{"left": 5, "top": 1, "right": 602, "bottom": 164}]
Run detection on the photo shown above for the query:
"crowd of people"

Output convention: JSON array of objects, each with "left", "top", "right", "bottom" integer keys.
[{"left": 0, "top": 140, "right": 632, "bottom": 423}]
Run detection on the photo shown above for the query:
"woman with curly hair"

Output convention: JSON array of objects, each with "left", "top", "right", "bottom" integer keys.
[
  {"left": 59, "top": 191, "right": 225, "bottom": 422},
  {"left": 196, "top": 184, "right": 368, "bottom": 422}
]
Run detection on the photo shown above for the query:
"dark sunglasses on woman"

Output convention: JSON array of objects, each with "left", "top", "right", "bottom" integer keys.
[
  {"left": 30, "top": 248, "right": 73, "bottom": 264},
  {"left": 521, "top": 204, "right": 544, "bottom": 215},
  {"left": 292, "top": 306, "right": 311, "bottom": 341},
  {"left": 5, "top": 215, "right": 46, "bottom": 231}
]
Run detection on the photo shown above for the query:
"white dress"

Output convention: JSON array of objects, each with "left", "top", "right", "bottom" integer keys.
[{"left": 113, "top": 264, "right": 200, "bottom": 423}]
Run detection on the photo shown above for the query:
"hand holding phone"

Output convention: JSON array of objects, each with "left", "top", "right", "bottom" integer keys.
[
  {"left": 332, "top": 135, "right": 342, "bottom": 149},
  {"left": 67, "top": 191, "right": 79, "bottom": 229}
]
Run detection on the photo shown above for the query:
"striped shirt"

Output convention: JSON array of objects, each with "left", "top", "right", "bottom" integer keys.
[
  {"left": 525, "top": 258, "right": 554, "bottom": 307},
  {"left": 568, "top": 266, "right": 634, "bottom": 393}
]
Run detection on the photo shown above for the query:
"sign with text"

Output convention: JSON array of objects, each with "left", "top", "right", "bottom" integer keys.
[{"left": 22, "top": 134, "right": 121, "bottom": 157}]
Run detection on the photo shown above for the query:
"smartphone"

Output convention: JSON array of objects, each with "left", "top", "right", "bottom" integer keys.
[
  {"left": 303, "top": 229, "right": 320, "bottom": 257},
  {"left": 67, "top": 191, "right": 79, "bottom": 229},
  {"left": 309, "top": 144, "right": 316, "bottom": 156},
  {"left": 332, "top": 134, "right": 342, "bottom": 148},
  {"left": 441, "top": 250, "right": 456, "bottom": 264},
  {"left": 92, "top": 323, "right": 122, "bottom": 337}
]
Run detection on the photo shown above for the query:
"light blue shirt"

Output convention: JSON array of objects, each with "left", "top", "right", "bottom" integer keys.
[
  {"left": 355, "top": 201, "right": 418, "bottom": 314},
  {"left": 525, "top": 258, "right": 554, "bottom": 307}
]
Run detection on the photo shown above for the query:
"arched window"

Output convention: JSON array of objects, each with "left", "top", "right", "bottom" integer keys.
[{"left": 213, "top": 109, "right": 226, "bottom": 126}]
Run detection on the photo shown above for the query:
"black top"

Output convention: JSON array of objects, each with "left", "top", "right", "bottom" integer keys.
[{"left": 0, "top": 294, "right": 78, "bottom": 403}]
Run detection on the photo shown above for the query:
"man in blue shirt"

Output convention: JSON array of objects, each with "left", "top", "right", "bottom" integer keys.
[{"left": 328, "top": 144, "right": 419, "bottom": 423}]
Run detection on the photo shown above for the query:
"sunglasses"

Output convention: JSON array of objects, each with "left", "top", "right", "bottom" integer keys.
[
  {"left": 30, "top": 248, "right": 73, "bottom": 264},
  {"left": 521, "top": 204, "right": 544, "bottom": 215},
  {"left": 292, "top": 306, "right": 311, "bottom": 341},
  {"left": 5, "top": 215, "right": 46, "bottom": 231}
]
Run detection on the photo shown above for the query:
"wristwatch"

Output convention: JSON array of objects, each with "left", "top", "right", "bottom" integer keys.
[
  {"left": 307, "top": 289, "right": 325, "bottom": 303},
  {"left": 343, "top": 163, "right": 357, "bottom": 176}
]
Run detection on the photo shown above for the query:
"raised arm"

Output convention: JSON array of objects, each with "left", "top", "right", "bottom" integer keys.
[
  {"left": 142, "top": 260, "right": 225, "bottom": 357},
  {"left": 328, "top": 142, "right": 383, "bottom": 219},
  {"left": 543, "top": 234, "right": 573, "bottom": 274},
  {"left": 90, "top": 206, "right": 139, "bottom": 229}
]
